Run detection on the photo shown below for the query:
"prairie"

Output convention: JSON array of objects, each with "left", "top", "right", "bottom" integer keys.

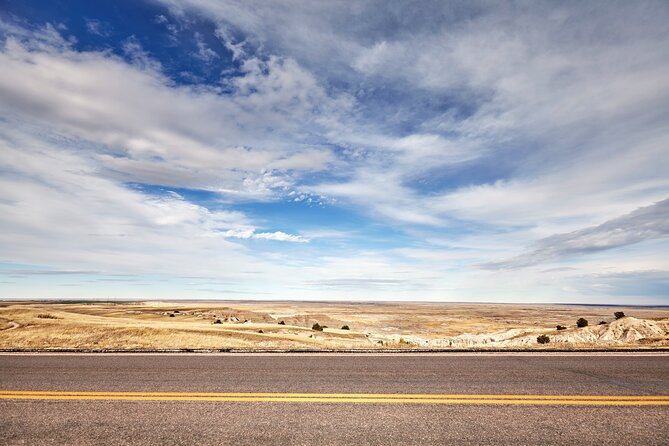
[{"left": 1, "top": 301, "right": 668, "bottom": 350}]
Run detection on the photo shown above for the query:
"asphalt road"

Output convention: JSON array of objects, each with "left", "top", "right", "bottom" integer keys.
[{"left": 0, "top": 353, "right": 667, "bottom": 445}]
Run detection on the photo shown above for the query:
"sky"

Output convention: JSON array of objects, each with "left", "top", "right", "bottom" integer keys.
[{"left": 0, "top": 0, "right": 668, "bottom": 304}]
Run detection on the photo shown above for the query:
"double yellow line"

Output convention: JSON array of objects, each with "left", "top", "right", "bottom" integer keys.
[{"left": 1, "top": 390, "right": 668, "bottom": 405}]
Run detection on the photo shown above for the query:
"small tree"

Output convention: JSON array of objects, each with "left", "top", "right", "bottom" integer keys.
[
  {"left": 614, "top": 311, "right": 625, "bottom": 320},
  {"left": 341, "top": 325, "right": 350, "bottom": 330},
  {"left": 312, "top": 322, "right": 323, "bottom": 331},
  {"left": 577, "top": 318, "right": 588, "bottom": 328},
  {"left": 537, "top": 334, "right": 550, "bottom": 344},
  {"left": 556, "top": 325, "right": 566, "bottom": 330}
]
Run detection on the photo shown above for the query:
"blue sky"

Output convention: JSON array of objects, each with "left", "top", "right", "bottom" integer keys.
[{"left": 0, "top": 0, "right": 668, "bottom": 303}]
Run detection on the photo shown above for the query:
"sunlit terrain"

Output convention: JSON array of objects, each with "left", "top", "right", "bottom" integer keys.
[{"left": 2, "top": 301, "right": 667, "bottom": 350}]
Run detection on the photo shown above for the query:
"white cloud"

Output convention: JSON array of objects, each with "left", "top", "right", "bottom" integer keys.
[
  {"left": 223, "top": 229, "right": 309, "bottom": 243},
  {"left": 214, "top": 26, "right": 245, "bottom": 61},
  {"left": 121, "top": 36, "right": 162, "bottom": 72},
  {"left": 193, "top": 31, "right": 218, "bottom": 63},
  {"left": 166, "top": 1, "right": 669, "bottom": 233},
  {"left": 0, "top": 123, "right": 256, "bottom": 278},
  {"left": 0, "top": 26, "right": 342, "bottom": 200}
]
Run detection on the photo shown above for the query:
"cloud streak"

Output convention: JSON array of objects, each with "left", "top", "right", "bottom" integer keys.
[{"left": 483, "top": 198, "right": 669, "bottom": 269}]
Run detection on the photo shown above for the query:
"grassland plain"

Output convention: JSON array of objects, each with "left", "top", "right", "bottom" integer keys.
[{"left": 0, "top": 301, "right": 668, "bottom": 351}]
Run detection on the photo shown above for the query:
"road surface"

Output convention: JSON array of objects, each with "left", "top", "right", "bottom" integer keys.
[{"left": 0, "top": 353, "right": 667, "bottom": 445}]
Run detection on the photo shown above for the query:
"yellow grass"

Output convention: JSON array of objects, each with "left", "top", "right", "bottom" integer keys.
[{"left": 1, "top": 301, "right": 668, "bottom": 350}]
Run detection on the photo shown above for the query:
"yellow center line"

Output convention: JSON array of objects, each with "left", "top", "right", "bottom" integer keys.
[
  {"left": 2, "top": 390, "right": 668, "bottom": 399},
  {"left": 0, "top": 390, "right": 668, "bottom": 405}
]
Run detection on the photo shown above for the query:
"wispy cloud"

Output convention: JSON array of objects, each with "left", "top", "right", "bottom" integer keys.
[
  {"left": 482, "top": 198, "right": 669, "bottom": 269},
  {"left": 84, "top": 19, "right": 111, "bottom": 38},
  {"left": 0, "top": 269, "right": 99, "bottom": 276},
  {"left": 193, "top": 31, "right": 218, "bottom": 63}
]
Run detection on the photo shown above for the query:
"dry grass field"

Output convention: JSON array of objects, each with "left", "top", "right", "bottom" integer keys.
[{"left": 1, "top": 301, "right": 668, "bottom": 350}]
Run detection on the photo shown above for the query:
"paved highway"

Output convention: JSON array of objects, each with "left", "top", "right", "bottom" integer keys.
[{"left": 0, "top": 353, "right": 667, "bottom": 445}]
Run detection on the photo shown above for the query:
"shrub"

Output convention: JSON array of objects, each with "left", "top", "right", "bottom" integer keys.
[
  {"left": 341, "top": 325, "right": 350, "bottom": 330},
  {"left": 278, "top": 320, "right": 286, "bottom": 325},
  {"left": 614, "top": 311, "right": 625, "bottom": 319},
  {"left": 36, "top": 313, "right": 58, "bottom": 319},
  {"left": 213, "top": 319, "right": 222, "bottom": 324},
  {"left": 556, "top": 325, "right": 566, "bottom": 330},
  {"left": 577, "top": 318, "right": 588, "bottom": 328},
  {"left": 258, "top": 330, "right": 264, "bottom": 333},
  {"left": 312, "top": 323, "right": 323, "bottom": 331},
  {"left": 599, "top": 321, "right": 607, "bottom": 325},
  {"left": 169, "top": 314, "right": 175, "bottom": 318},
  {"left": 537, "top": 334, "right": 550, "bottom": 344}
]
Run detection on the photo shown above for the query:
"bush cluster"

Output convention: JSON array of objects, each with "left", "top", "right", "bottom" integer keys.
[
  {"left": 537, "top": 334, "right": 550, "bottom": 344},
  {"left": 341, "top": 325, "right": 350, "bottom": 330},
  {"left": 556, "top": 325, "right": 566, "bottom": 330},
  {"left": 312, "top": 322, "right": 324, "bottom": 331}
]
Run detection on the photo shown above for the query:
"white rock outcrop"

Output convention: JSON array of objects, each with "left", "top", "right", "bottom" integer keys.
[{"left": 418, "top": 317, "right": 669, "bottom": 348}]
